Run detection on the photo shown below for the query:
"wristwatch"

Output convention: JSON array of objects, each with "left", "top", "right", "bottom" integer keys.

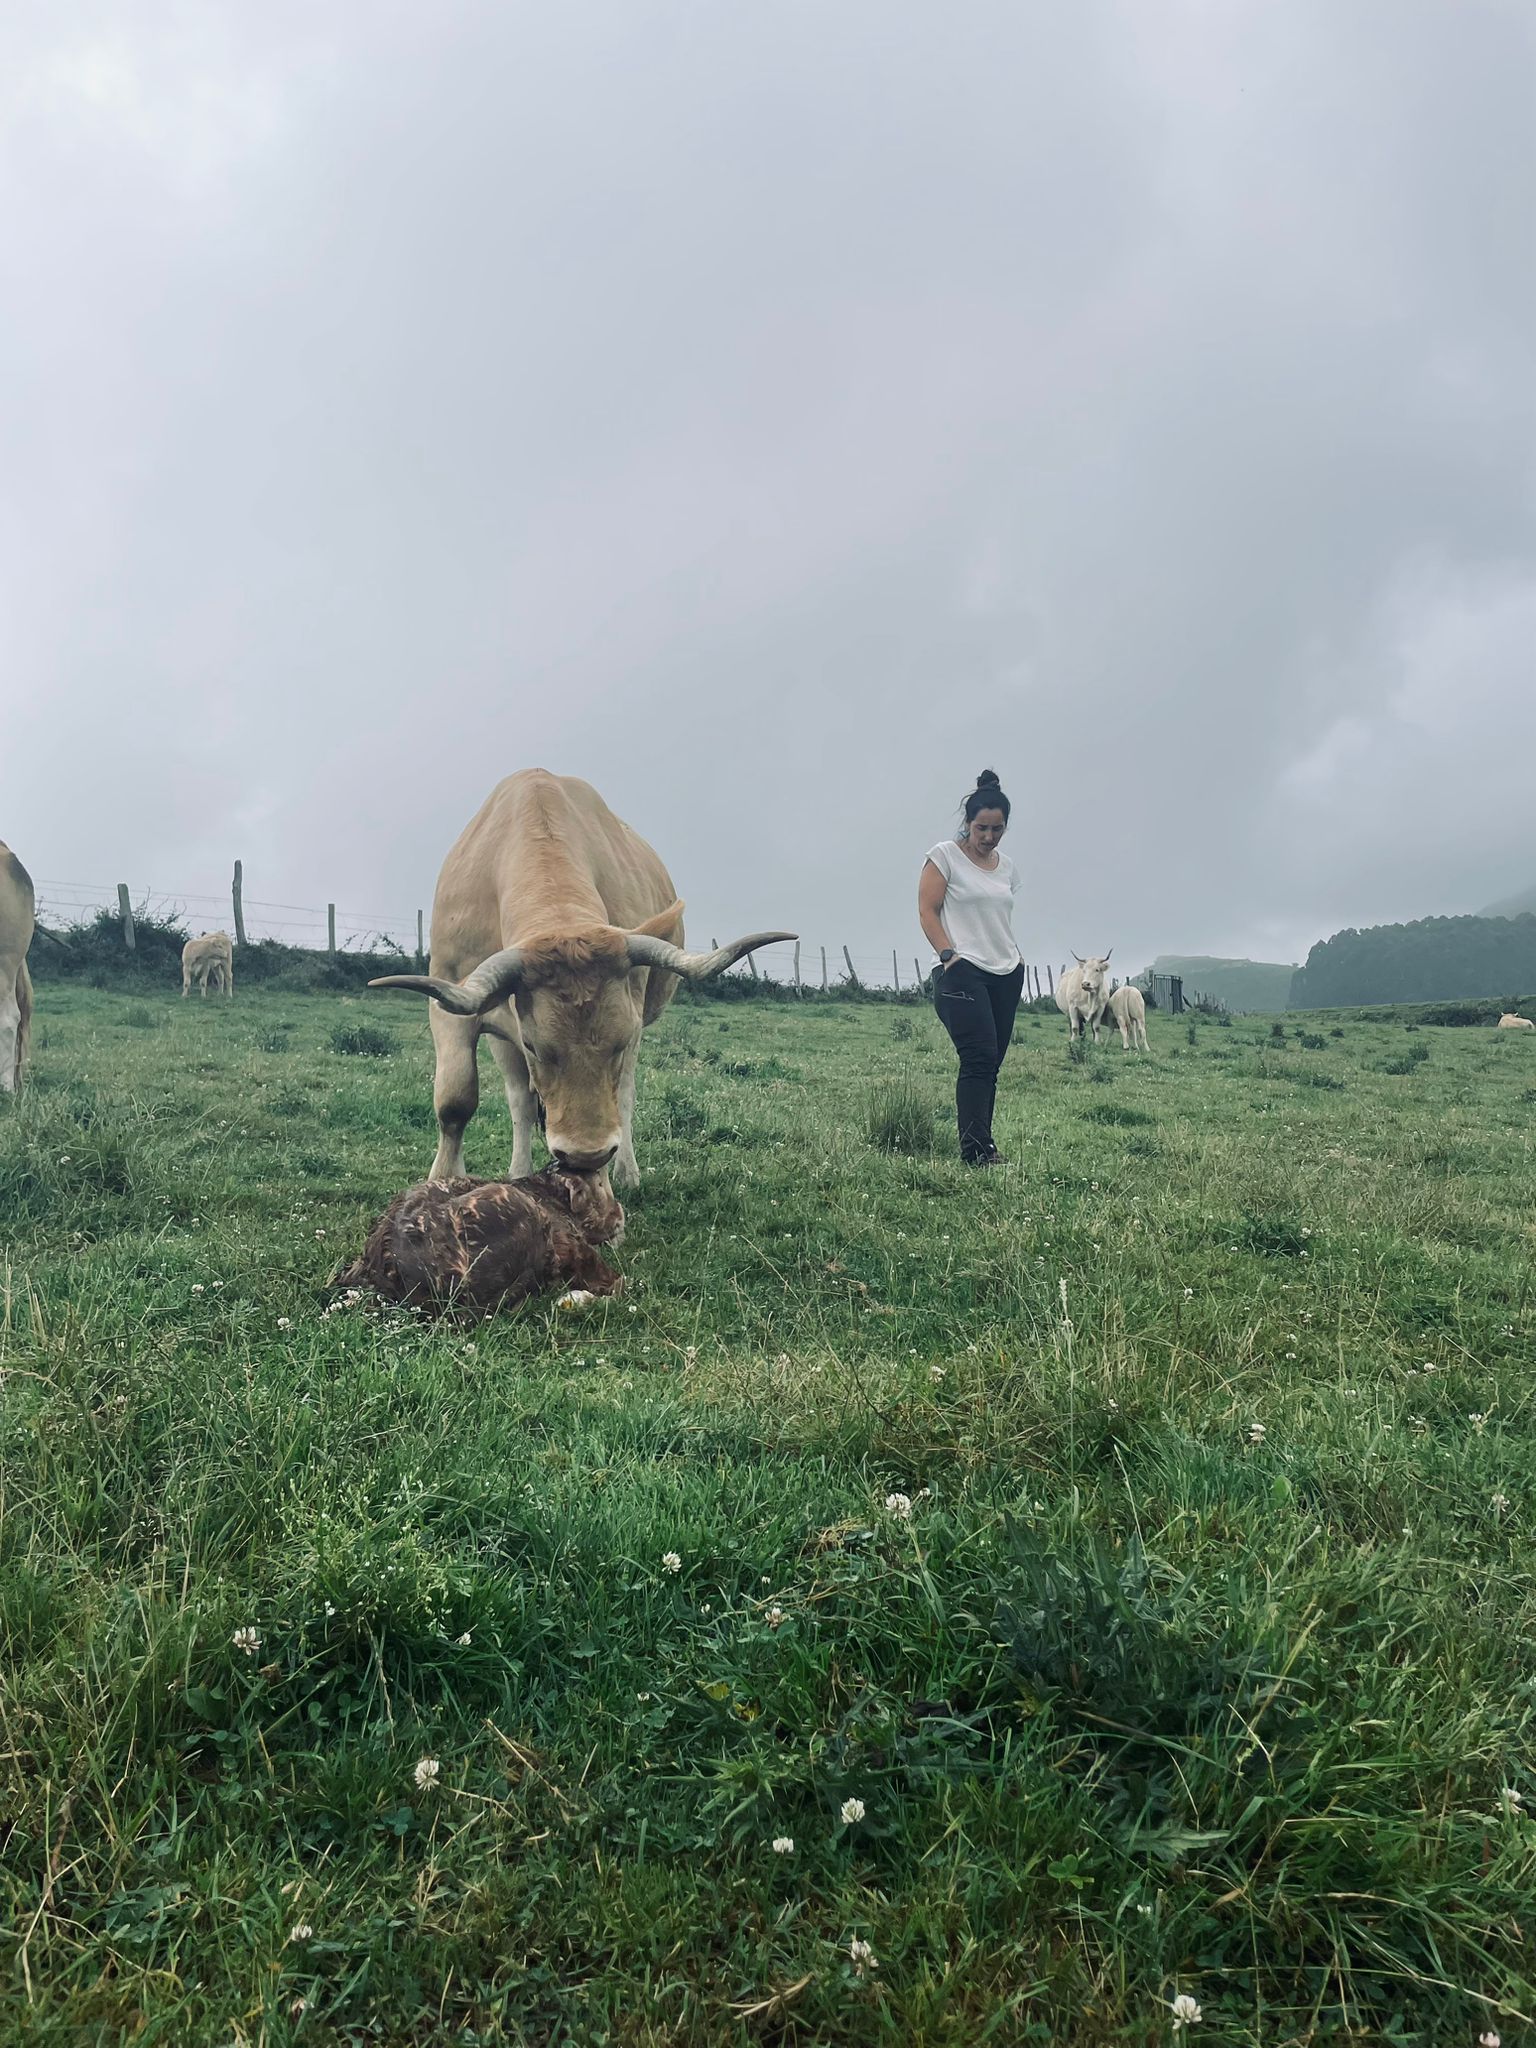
[{"left": 938, "top": 947, "right": 956, "bottom": 965}]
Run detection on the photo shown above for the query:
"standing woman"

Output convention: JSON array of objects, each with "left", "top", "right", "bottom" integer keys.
[{"left": 919, "top": 770, "right": 1025, "bottom": 1165}]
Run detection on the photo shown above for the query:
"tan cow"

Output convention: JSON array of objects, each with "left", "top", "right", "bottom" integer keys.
[
  {"left": 1497, "top": 1012, "right": 1535, "bottom": 1030},
  {"left": 1108, "top": 982, "right": 1149, "bottom": 1050},
  {"left": 372, "top": 770, "right": 794, "bottom": 1186},
  {"left": 0, "top": 841, "right": 35, "bottom": 1092},
  {"left": 182, "top": 931, "right": 234, "bottom": 999}
]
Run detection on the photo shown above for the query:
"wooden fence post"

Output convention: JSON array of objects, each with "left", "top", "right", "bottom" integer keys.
[
  {"left": 842, "top": 944, "right": 860, "bottom": 988},
  {"left": 416, "top": 909, "right": 425, "bottom": 970},
  {"left": 232, "top": 860, "right": 246, "bottom": 946},
  {"left": 793, "top": 940, "right": 801, "bottom": 996},
  {"left": 327, "top": 904, "right": 337, "bottom": 960},
  {"left": 117, "top": 884, "right": 136, "bottom": 952},
  {"left": 820, "top": 946, "right": 828, "bottom": 991}
]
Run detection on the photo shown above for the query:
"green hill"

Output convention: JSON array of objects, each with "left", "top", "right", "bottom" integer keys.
[
  {"left": 1480, "top": 882, "right": 1536, "bottom": 919},
  {"left": 1148, "top": 955, "right": 1296, "bottom": 1014}
]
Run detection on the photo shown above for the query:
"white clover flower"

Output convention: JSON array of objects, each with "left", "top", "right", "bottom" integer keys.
[
  {"left": 848, "top": 1936, "right": 878, "bottom": 1976},
  {"left": 288, "top": 1922, "right": 313, "bottom": 1944},
  {"left": 1182, "top": 1287, "right": 1194, "bottom": 1300},
  {"left": 1469, "top": 1413, "right": 1487, "bottom": 1432},
  {"left": 840, "top": 1797, "right": 866, "bottom": 1825},
  {"left": 1246, "top": 1422, "right": 1266, "bottom": 1444},
  {"left": 771, "top": 1836, "right": 795, "bottom": 1854},
  {"left": 766, "top": 1607, "right": 786, "bottom": 1630},
  {"left": 1490, "top": 1493, "right": 1510, "bottom": 1514},
  {"left": 276, "top": 1317, "right": 292, "bottom": 1331},
  {"left": 232, "top": 1626, "right": 260, "bottom": 1655},
  {"left": 661, "top": 1551, "right": 682, "bottom": 1574},
  {"left": 884, "top": 1492, "right": 913, "bottom": 1520},
  {"left": 191, "top": 1284, "right": 204, "bottom": 1294},
  {"left": 1480, "top": 2030, "right": 1501, "bottom": 2046},
  {"left": 929, "top": 1365, "right": 946, "bottom": 1381},
  {"left": 413, "top": 1756, "right": 441, "bottom": 1792},
  {"left": 456, "top": 1631, "right": 472, "bottom": 1646},
  {"left": 1170, "top": 1991, "right": 1203, "bottom": 2029},
  {"left": 314, "top": 1229, "right": 326, "bottom": 1240},
  {"left": 1497, "top": 1785, "right": 1523, "bottom": 1814}
]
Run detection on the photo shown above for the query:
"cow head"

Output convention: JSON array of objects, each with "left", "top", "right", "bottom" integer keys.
[
  {"left": 1072, "top": 951, "right": 1113, "bottom": 1009},
  {"left": 370, "top": 905, "right": 794, "bottom": 1172}
]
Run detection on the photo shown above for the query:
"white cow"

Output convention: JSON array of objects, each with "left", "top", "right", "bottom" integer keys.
[
  {"left": 1497, "top": 1012, "right": 1534, "bottom": 1030},
  {"left": 1108, "top": 983, "right": 1149, "bottom": 1050},
  {"left": 1056, "top": 953, "right": 1114, "bottom": 1043},
  {"left": 0, "top": 840, "right": 34, "bottom": 1092},
  {"left": 182, "top": 931, "right": 234, "bottom": 999}
]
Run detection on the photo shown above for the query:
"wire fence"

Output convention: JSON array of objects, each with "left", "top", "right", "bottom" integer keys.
[{"left": 33, "top": 874, "right": 1086, "bottom": 997}]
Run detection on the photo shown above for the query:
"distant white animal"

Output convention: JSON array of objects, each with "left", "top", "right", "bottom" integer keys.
[
  {"left": 182, "top": 931, "right": 234, "bottom": 999},
  {"left": 0, "top": 840, "right": 35, "bottom": 1092},
  {"left": 1056, "top": 952, "right": 1114, "bottom": 1043},
  {"left": 1108, "top": 983, "right": 1149, "bottom": 1050},
  {"left": 1497, "top": 1012, "right": 1534, "bottom": 1030}
]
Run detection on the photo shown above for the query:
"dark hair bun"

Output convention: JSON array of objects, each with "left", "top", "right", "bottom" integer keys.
[{"left": 975, "top": 769, "right": 1001, "bottom": 789}]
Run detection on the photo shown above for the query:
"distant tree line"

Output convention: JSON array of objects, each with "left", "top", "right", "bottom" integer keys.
[{"left": 1288, "top": 913, "right": 1536, "bottom": 1008}]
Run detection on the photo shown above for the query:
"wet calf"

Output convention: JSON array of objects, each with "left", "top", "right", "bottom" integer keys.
[{"left": 336, "top": 1164, "right": 624, "bottom": 1313}]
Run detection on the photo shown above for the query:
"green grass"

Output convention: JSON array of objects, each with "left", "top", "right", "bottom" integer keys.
[{"left": 2, "top": 988, "right": 1534, "bottom": 2045}]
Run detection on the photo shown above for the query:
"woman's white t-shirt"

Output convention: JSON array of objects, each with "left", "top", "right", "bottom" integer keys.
[{"left": 924, "top": 840, "right": 1022, "bottom": 975}]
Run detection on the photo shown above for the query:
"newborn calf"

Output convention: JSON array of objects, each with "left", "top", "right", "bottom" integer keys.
[{"left": 336, "top": 1164, "right": 624, "bottom": 1313}]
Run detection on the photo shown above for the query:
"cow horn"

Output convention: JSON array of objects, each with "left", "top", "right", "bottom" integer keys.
[
  {"left": 623, "top": 929, "right": 797, "bottom": 981},
  {"left": 369, "top": 944, "right": 528, "bottom": 1014}
]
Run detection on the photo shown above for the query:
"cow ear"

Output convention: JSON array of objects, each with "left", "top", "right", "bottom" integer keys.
[{"left": 627, "top": 899, "right": 685, "bottom": 944}]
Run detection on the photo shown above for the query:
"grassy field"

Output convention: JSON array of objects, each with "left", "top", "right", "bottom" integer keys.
[{"left": 2, "top": 985, "right": 1533, "bottom": 2046}]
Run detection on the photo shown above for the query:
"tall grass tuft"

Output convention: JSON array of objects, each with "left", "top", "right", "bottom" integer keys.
[
  {"left": 863, "top": 1076, "right": 938, "bottom": 1154},
  {"left": 329, "top": 1021, "right": 396, "bottom": 1058}
]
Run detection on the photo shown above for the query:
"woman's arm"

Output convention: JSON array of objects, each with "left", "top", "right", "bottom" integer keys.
[{"left": 918, "top": 860, "right": 954, "bottom": 961}]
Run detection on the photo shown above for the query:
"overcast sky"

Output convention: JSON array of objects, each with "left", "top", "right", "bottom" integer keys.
[{"left": 3, "top": 0, "right": 1533, "bottom": 978}]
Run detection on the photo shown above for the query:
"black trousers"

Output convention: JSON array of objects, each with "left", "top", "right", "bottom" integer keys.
[{"left": 933, "top": 958, "right": 1026, "bottom": 1160}]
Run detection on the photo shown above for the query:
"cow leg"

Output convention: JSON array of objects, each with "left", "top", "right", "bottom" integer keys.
[
  {"left": 429, "top": 1006, "right": 481, "bottom": 1180},
  {"left": 485, "top": 1029, "right": 540, "bottom": 1179},
  {"left": 0, "top": 978, "right": 18, "bottom": 1093},
  {"left": 181, "top": 968, "right": 190, "bottom": 998},
  {"left": 225, "top": 960, "right": 233, "bottom": 998},
  {"left": 613, "top": 1040, "right": 641, "bottom": 1188}
]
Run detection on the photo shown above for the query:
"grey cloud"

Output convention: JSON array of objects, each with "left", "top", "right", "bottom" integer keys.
[{"left": 3, "top": 0, "right": 1532, "bottom": 974}]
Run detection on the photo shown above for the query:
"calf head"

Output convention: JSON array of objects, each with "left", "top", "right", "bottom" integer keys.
[
  {"left": 371, "top": 905, "right": 795, "bottom": 1172},
  {"left": 542, "top": 1163, "right": 626, "bottom": 1246}
]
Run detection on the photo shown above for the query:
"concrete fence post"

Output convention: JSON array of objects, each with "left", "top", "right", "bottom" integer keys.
[
  {"left": 327, "top": 904, "right": 337, "bottom": 960},
  {"left": 117, "top": 884, "right": 136, "bottom": 951},
  {"left": 232, "top": 860, "right": 247, "bottom": 946}
]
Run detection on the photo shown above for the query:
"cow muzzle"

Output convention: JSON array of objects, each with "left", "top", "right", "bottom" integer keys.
[{"left": 551, "top": 1140, "right": 619, "bottom": 1172}]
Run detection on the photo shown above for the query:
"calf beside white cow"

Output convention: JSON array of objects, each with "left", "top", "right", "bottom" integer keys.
[
  {"left": 1056, "top": 953, "right": 1114, "bottom": 1043},
  {"left": 1108, "top": 982, "right": 1149, "bottom": 1050}
]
